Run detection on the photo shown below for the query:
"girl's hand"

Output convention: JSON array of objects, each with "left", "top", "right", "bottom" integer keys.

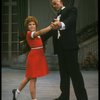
[{"left": 50, "top": 20, "right": 61, "bottom": 30}]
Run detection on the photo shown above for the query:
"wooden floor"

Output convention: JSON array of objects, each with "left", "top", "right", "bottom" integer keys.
[{"left": 2, "top": 67, "right": 98, "bottom": 100}]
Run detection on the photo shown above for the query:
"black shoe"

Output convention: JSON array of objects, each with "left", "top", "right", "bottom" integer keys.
[
  {"left": 54, "top": 97, "right": 63, "bottom": 100},
  {"left": 54, "top": 98, "right": 60, "bottom": 100},
  {"left": 12, "top": 89, "right": 17, "bottom": 100},
  {"left": 54, "top": 98, "right": 62, "bottom": 100},
  {"left": 54, "top": 96, "right": 67, "bottom": 100}
]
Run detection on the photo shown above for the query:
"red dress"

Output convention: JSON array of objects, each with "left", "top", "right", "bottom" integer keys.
[{"left": 25, "top": 31, "right": 48, "bottom": 78}]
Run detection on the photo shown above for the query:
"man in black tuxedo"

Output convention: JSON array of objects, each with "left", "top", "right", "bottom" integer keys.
[{"left": 42, "top": 0, "right": 88, "bottom": 100}]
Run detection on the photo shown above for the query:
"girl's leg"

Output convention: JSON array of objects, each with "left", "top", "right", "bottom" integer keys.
[
  {"left": 29, "top": 78, "right": 37, "bottom": 99},
  {"left": 12, "top": 77, "right": 30, "bottom": 100},
  {"left": 18, "top": 77, "right": 30, "bottom": 91}
]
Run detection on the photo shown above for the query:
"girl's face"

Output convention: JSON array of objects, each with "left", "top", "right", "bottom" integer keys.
[{"left": 28, "top": 21, "right": 36, "bottom": 32}]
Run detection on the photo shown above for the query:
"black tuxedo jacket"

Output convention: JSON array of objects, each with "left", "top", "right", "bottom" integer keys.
[{"left": 41, "top": 6, "right": 79, "bottom": 54}]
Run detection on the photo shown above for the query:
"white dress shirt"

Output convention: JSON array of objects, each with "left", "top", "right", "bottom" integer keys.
[{"left": 57, "top": 6, "right": 66, "bottom": 39}]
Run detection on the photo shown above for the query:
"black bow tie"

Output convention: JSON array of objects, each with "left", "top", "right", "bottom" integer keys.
[{"left": 57, "top": 10, "right": 62, "bottom": 15}]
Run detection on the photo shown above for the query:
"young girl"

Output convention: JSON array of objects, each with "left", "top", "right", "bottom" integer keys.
[{"left": 12, "top": 16, "right": 53, "bottom": 100}]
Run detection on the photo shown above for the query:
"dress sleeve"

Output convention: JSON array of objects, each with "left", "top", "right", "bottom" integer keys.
[{"left": 30, "top": 32, "right": 35, "bottom": 38}]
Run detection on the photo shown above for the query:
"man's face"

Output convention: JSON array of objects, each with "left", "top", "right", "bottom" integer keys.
[{"left": 51, "top": 0, "right": 63, "bottom": 11}]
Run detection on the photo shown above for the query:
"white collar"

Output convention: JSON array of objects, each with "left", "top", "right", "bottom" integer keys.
[{"left": 61, "top": 6, "right": 65, "bottom": 10}]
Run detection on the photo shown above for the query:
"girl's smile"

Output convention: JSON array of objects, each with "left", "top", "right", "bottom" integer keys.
[{"left": 28, "top": 21, "right": 36, "bottom": 32}]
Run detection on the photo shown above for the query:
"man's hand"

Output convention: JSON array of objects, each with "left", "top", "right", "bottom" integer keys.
[{"left": 50, "top": 19, "right": 61, "bottom": 30}]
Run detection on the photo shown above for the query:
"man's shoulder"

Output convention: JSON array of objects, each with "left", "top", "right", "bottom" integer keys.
[
  {"left": 62, "top": 6, "right": 77, "bottom": 16},
  {"left": 67, "top": 6, "right": 77, "bottom": 11}
]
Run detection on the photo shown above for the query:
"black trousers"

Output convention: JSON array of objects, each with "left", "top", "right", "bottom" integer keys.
[{"left": 57, "top": 50, "right": 88, "bottom": 100}]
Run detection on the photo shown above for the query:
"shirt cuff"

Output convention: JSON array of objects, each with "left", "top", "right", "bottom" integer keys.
[
  {"left": 60, "top": 22, "right": 65, "bottom": 30},
  {"left": 31, "top": 32, "right": 35, "bottom": 38}
]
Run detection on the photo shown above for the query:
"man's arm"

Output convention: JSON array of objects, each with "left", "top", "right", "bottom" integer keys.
[
  {"left": 51, "top": 7, "right": 77, "bottom": 30},
  {"left": 62, "top": 7, "right": 77, "bottom": 29}
]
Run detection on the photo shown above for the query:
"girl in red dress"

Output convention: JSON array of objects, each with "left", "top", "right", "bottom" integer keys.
[{"left": 12, "top": 16, "right": 53, "bottom": 100}]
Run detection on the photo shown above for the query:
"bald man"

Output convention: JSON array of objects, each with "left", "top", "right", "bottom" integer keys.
[{"left": 42, "top": 0, "right": 88, "bottom": 100}]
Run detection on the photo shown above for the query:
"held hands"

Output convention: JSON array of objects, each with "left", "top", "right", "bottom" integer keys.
[{"left": 50, "top": 19, "right": 61, "bottom": 30}]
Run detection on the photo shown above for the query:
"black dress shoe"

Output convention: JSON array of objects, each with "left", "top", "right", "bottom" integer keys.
[
  {"left": 54, "top": 97, "right": 63, "bottom": 100},
  {"left": 54, "top": 98, "right": 62, "bottom": 100},
  {"left": 54, "top": 98, "right": 60, "bottom": 100},
  {"left": 54, "top": 96, "right": 67, "bottom": 100},
  {"left": 12, "top": 89, "right": 17, "bottom": 100}
]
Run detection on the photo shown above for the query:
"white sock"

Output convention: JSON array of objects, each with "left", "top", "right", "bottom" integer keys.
[{"left": 15, "top": 89, "right": 20, "bottom": 99}]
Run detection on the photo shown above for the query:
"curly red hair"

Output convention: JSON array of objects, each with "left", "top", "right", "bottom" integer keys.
[{"left": 24, "top": 16, "right": 38, "bottom": 28}]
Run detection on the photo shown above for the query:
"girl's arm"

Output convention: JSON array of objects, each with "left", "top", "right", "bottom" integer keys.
[{"left": 33, "top": 25, "right": 52, "bottom": 38}]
